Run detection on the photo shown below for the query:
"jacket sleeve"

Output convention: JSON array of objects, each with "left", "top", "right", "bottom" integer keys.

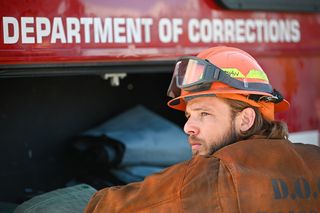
[{"left": 84, "top": 160, "right": 191, "bottom": 213}]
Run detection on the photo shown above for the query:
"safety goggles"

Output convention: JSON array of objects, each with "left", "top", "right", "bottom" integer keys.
[{"left": 167, "top": 56, "right": 282, "bottom": 103}]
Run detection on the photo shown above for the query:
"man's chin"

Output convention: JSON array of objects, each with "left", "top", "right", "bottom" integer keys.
[
  {"left": 194, "top": 142, "right": 235, "bottom": 156},
  {"left": 192, "top": 148, "right": 205, "bottom": 156},
  {"left": 192, "top": 150, "right": 199, "bottom": 156},
  {"left": 192, "top": 149, "right": 209, "bottom": 157}
]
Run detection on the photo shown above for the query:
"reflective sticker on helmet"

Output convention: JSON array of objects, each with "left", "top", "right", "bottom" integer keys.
[
  {"left": 246, "top": 69, "right": 269, "bottom": 81},
  {"left": 223, "top": 68, "right": 269, "bottom": 82},
  {"left": 222, "top": 68, "right": 245, "bottom": 78}
]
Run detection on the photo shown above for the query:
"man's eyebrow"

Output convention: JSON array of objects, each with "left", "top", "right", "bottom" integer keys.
[
  {"left": 185, "top": 106, "right": 215, "bottom": 116},
  {"left": 189, "top": 106, "right": 213, "bottom": 112}
]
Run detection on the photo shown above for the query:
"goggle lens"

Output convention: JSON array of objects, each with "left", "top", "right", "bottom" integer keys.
[
  {"left": 178, "top": 59, "right": 205, "bottom": 86},
  {"left": 168, "top": 57, "right": 208, "bottom": 98}
]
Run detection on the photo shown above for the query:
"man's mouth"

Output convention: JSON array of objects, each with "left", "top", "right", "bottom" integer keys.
[
  {"left": 191, "top": 143, "right": 201, "bottom": 150},
  {"left": 189, "top": 137, "right": 202, "bottom": 150}
]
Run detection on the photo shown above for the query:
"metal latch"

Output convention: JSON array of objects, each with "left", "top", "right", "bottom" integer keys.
[{"left": 103, "top": 73, "right": 127, "bottom": 86}]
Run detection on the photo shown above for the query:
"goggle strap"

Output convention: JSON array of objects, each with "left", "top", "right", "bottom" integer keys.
[
  {"left": 247, "top": 89, "right": 283, "bottom": 103},
  {"left": 208, "top": 65, "right": 273, "bottom": 94}
]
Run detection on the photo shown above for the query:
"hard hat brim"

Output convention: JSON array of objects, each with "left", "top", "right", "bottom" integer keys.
[{"left": 167, "top": 91, "right": 290, "bottom": 113}]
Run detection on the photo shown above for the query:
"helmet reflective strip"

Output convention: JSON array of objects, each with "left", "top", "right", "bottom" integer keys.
[
  {"left": 222, "top": 68, "right": 269, "bottom": 82},
  {"left": 222, "top": 68, "right": 245, "bottom": 78},
  {"left": 246, "top": 69, "right": 269, "bottom": 81}
]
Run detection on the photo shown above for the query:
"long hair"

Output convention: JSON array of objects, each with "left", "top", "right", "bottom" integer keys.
[{"left": 223, "top": 98, "right": 288, "bottom": 140}]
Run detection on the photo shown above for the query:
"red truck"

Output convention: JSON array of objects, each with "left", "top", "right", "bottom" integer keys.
[{"left": 0, "top": 0, "right": 319, "bottom": 208}]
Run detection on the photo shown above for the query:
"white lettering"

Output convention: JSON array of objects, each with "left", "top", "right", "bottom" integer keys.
[
  {"left": 66, "top": 17, "right": 80, "bottom": 43},
  {"left": 80, "top": 17, "right": 93, "bottom": 43},
  {"left": 245, "top": 20, "right": 255, "bottom": 43},
  {"left": 21, "top": 17, "right": 35, "bottom": 44},
  {"left": 212, "top": 19, "right": 223, "bottom": 42},
  {"left": 113, "top": 18, "right": 126, "bottom": 43},
  {"left": 278, "top": 20, "right": 289, "bottom": 42},
  {"left": 291, "top": 20, "right": 300, "bottom": 42},
  {"left": 51, "top": 17, "right": 66, "bottom": 43},
  {"left": 158, "top": 18, "right": 172, "bottom": 43},
  {"left": 235, "top": 19, "right": 245, "bottom": 43},
  {"left": 36, "top": 17, "right": 51, "bottom": 43},
  {"left": 269, "top": 19, "right": 279, "bottom": 42},
  {"left": 255, "top": 20, "right": 263, "bottom": 42},
  {"left": 141, "top": 18, "right": 153, "bottom": 43},
  {"left": 1, "top": 16, "right": 302, "bottom": 45},
  {"left": 94, "top": 18, "right": 113, "bottom": 43},
  {"left": 200, "top": 19, "right": 212, "bottom": 43},
  {"left": 126, "top": 18, "right": 141, "bottom": 43},
  {"left": 224, "top": 19, "right": 234, "bottom": 42},
  {"left": 263, "top": 20, "right": 269, "bottom": 43},
  {"left": 3, "top": 17, "right": 19, "bottom": 44},
  {"left": 188, "top": 18, "right": 200, "bottom": 43},
  {"left": 172, "top": 18, "right": 183, "bottom": 43}
]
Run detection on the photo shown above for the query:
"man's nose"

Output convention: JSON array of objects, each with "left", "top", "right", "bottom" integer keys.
[{"left": 184, "top": 118, "right": 200, "bottom": 136}]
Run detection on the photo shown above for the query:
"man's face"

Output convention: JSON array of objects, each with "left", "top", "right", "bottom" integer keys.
[{"left": 184, "top": 96, "right": 239, "bottom": 156}]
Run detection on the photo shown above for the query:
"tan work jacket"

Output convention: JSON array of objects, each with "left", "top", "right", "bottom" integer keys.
[{"left": 84, "top": 139, "right": 320, "bottom": 212}]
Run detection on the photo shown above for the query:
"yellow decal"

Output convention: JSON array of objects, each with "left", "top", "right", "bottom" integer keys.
[
  {"left": 222, "top": 68, "right": 269, "bottom": 81},
  {"left": 246, "top": 69, "right": 269, "bottom": 81},
  {"left": 222, "top": 68, "right": 245, "bottom": 78}
]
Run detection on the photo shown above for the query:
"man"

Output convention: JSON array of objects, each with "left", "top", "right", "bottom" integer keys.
[{"left": 84, "top": 46, "right": 320, "bottom": 212}]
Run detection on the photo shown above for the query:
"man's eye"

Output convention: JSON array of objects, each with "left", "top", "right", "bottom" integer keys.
[{"left": 200, "top": 112, "right": 210, "bottom": 117}]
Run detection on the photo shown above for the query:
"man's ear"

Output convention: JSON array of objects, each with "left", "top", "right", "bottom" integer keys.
[{"left": 238, "top": 107, "right": 256, "bottom": 132}]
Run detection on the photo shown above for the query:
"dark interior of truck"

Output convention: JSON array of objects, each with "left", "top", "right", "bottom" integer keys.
[{"left": 0, "top": 63, "right": 186, "bottom": 211}]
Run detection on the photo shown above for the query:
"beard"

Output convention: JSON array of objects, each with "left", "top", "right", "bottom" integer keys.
[{"left": 189, "top": 121, "right": 238, "bottom": 156}]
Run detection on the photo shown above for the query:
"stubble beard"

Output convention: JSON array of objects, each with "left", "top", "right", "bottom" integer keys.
[{"left": 190, "top": 121, "right": 238, "bottom": 156}]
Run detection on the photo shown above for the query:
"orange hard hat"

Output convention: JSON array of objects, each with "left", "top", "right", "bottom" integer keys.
[{"left": 167, "top": 46, "right": 289, "bottom": 121}]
